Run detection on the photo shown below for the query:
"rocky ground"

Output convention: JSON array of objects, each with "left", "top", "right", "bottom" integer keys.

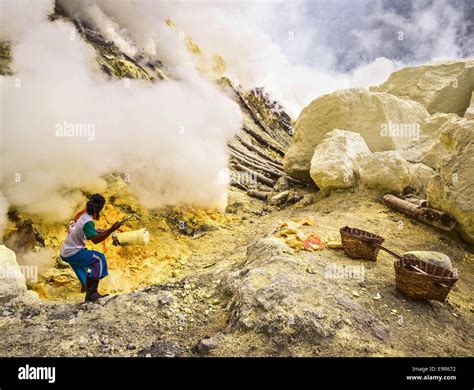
[{"left": 1, "top": 188, "right": 472, "bottom": 357}]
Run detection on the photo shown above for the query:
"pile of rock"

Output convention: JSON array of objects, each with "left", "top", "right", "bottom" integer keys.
[
  {"left": 307, "top": 129, "right": 433, "bottom": 195},
  {"left": 283, "top": 60, "right": 474, "bottom": 243},
  {"left": 283, "top": 88, "right": 429, "bottom": 182},
  {"left": 426, "top": 117, "right": 474, "bottom": 243}
]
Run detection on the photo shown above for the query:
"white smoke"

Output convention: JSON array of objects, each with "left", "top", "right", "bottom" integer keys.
[
  {"left": 1, "top": 0, "right": 242, "bottom": 224},
  {"left": 168, "top": 0, "right": 468, "bottom": 114},
  {"left": 78, "top": 2, "right": 138, "bottom": 58},
  {"left": 352, "top": 1, "right": 466, "bottom": 63},
  {"left": 0, "top": 0, "right": 54, "bottom": 41},
  {"left": 61, "top": 0, "right": 468, "bottom": 117},
  {"left": 17, "top": 248, "right": 56, "bottom": 281},
  {"left": 58, "top": 0, "right": 354, "bottom": 115}
]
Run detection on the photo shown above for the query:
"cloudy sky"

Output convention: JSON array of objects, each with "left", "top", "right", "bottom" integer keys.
[{"left": 254, "top": 0, "right": 473, "bottom": 71}]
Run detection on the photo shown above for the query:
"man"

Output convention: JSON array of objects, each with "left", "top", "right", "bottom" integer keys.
[{"left": 60, "top": 194, "right": 122, "bottom": 302}]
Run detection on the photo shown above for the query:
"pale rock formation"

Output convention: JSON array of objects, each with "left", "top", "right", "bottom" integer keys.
[
  {"left": 406, "top": 162, "right": 436, "bottom": 196},
  {"left": 465, "top": 92, "right": 474, "bottom": 119},
  {"left": 220, "top": 238, "right": 389, "bottom": 345},
  {"left": 309, "top": 129, "right": 370, "bottom": 192},
  {"left": 403, "top": 251, "right": 452, "bottom": 271},
  {"left": 399, "top": 113, "right": 458, "bottom": 170},
  {"left": 0, "top": 245, "right": 28, "bottom": 303},
  {"left": 284, "top": 88, "right": 429, "bottom": 182},
  {"left": 357, "top": 151, "right": 411, "bottom": 194},
  {"left": 427, "top": 119, "right": 474, "bottom": 243},
  {"left": 370, "top": 59, "right": 474, "bottom": 116}
]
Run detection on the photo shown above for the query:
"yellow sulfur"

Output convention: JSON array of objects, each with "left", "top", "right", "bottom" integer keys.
[{"left": 113, "top": 228, "right": 150, "bottom": 246}]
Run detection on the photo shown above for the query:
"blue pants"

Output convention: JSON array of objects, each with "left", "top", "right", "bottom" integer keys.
[{"left": 61, "top": 249, "right": 108, "bottom": 286}]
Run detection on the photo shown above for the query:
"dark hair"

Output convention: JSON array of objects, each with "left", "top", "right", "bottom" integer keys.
[{"left": 86, "top": 193, "right": 106, "bottom": 216}]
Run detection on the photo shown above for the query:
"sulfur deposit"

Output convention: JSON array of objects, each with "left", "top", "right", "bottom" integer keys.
[
  {"left": 113, "top": 228, "right": 150, "bottom": 247},
  {"left": 283, "top": 88, "right": 429, "bottom": 182},
  {"left": 370, "top": 59, "right": 474, "bottom": 116}
]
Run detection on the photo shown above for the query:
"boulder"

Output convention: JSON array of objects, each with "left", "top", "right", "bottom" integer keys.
[
  {"left": 220, "top": 238, "right": 336, "bottom": 345},
  {"left": 309, "top": 129, "right": 370, "bottom": 192},
  {"left": 219, "top": 237, "right": 388, "bottom": 346},
  {"left": 370, "top": 59, "right": 474, "bottom": 116},
  {"left": 399, "top": 113, "right": 458, "bottom": 170},
  {"left": 273, "top": 176, "right": 290, "bottom": 191},
  {"left": 0, "top": 245, "right": 28, "bottom": 303},
  {"left": 403, "top": 251, "right": 452, "bottom": 271},
  {"left": 427, "top": 119, "right": 474, "bottom": 243},
  {"left": 406, "top": 162, "right": 436, "bottom": 197},
  {"left": 357, "top": 151, "right": 411, "bottom": 194},
  {"left": 465, "top": 92, "right": 474, "bottom": 119},
  {"left": 284, "top": 88, "right": 429, "bottom": 182}
]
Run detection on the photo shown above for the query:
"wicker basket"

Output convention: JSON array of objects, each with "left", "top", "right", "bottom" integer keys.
[
  {"left": 340, "top": 226, "right": 385, "bottom": 261},
  {"left": 394, "top": 256, "right": 458, "bottom": 302}
]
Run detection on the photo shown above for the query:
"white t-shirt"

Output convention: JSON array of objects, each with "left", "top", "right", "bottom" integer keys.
[{"left": 60, "top": 213, "right": 96, "bottom": 258}]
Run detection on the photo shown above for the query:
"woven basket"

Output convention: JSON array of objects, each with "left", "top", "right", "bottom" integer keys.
[
  {"left": 340, "top": 226, "right": 385, "bottom": 261},
  {"left": 394, "top": 256, "right": 458, "bottom": 302}
]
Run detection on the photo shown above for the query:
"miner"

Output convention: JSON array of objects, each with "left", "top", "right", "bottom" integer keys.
[{"left": 60, "top": 194, "right": 122, "bottom": 302}]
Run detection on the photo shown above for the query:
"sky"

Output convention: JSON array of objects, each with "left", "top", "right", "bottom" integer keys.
[{"left": 249, "top": 0, "right": 473, "bottom": 71}]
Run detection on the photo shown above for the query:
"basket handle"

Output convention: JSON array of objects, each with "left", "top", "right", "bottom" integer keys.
[
  {"left": 371, "top": 240, "right": 450, "bottom": 289},
  {"left": 405, "top": 264, "right": 449, "bottom": 289},
  {"left": 372, "top": 243, "right": 403, "bottom": 260}
]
